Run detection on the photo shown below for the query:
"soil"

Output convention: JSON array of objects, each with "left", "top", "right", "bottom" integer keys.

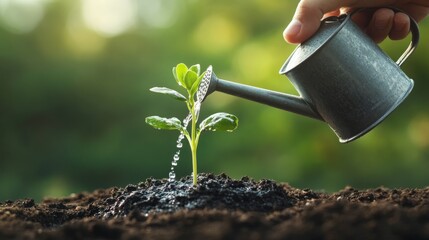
[{"left": 1, "top": 173, "right": 429, "bottom": 240}]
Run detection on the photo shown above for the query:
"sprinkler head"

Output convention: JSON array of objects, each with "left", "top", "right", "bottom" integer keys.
[{"left": 196, "top": 65, "right": 219, "bottom": 102}]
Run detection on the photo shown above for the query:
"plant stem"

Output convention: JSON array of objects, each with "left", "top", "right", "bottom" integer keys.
[
  {"left": 191, "top": 104, "right": 198, "bottom": 186},
  {"left": 191, "top": 141, "right": 197, "bottom": 186}
]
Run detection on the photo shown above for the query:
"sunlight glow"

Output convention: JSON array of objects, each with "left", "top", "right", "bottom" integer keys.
[
  {"left": 65, "top": 21, "right": 106, "bottom": 57},
  {"left": 82, "top": 0, "right": 137, "bottom": 37},
  {"left": 0, "top": 0, "right": 46, "bottom": 34},
  {"left": 192, "top": 15, "right": 246, "bottom": 55},
  {"left": 139, "top": 0, "right": 181, "bottom": 28},
  {"left": 408, "top": 115, "right": 429, "bottom": 148},
  {"left": 232, "top": 41, "right": 277, "bottom": 83},
  {"left": 65, "top": 4, "right": 106, "bottom": 57}
]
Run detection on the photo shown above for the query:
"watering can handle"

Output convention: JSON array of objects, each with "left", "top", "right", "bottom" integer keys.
[{"left": 348, "top": 7, "right": 420, "bottom": 66}]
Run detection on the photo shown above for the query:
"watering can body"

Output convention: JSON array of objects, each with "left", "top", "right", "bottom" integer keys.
[
  {"left": 204, "top": 9, "right": 419, "bottom": 143},
  {"left": 279, "top": 12, "right": 418, "bottom": 142}
]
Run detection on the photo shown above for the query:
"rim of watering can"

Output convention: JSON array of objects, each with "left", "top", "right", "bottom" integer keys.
[{"left": 279, "top": 14, "right": 350, "bottom": 75}]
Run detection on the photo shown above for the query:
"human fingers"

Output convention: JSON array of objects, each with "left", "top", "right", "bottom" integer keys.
[
  {"left": 283, "top": 0, "right": 324, "bottom": 44},
  {"left": 396, "top": 3, "right": 429, "bottom": 23},
  {"left": 389, "top": 12, "right": 411, "bottom": 40},
  {"left": 365, "top": 8, "right": 395, "bottom": 43},
  {"left": 283, "top": 0, "right": 402, "bottom": 44},
  {"left": 351, "top": 9, "right": 411, "bottom": 41},
  {"left": 351, "top": 9, "right": 373, "bottom": 30}
]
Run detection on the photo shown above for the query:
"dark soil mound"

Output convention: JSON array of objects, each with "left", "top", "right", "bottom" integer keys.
[
  {"left": 103, "top": 173, "right": 294, "bottom": 217},
  {"left": 1, "top": 173, "right": 429, "bottom": 240}
]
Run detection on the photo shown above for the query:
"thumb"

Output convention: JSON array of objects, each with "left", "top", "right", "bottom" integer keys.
[{"left": 284, "top": 1, "right": 337, "bottom": 44}]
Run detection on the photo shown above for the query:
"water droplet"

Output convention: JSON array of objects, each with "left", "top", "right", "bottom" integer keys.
[{"left": 169, "top": 172, "right": 176, "bottom": 180}]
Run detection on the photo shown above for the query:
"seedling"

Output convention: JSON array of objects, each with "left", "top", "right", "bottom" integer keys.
[{"left": 145, "top": 63, "right": 238, "bottom": 186}]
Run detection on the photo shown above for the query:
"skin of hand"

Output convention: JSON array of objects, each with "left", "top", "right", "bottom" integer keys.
[{"left": 284, "top": 0, "right": 429, "bottom": 44}]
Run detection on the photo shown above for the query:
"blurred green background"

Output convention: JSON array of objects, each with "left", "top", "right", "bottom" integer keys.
[{"left": 1, "top": 0, "right": 429, "bottom": 201}]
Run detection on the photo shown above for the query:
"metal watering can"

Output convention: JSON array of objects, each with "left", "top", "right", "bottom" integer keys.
[{"left": 203, "top": 8, "right": 420, "bottom": 143}]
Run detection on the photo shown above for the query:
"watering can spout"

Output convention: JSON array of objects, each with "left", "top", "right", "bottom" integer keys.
[{"left": 205, "top": 70, "right": 323, "bottom": 121}]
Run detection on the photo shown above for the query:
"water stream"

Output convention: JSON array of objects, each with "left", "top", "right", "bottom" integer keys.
[{"left": 168, "top": 114, "right": 191, "bottom": 182}]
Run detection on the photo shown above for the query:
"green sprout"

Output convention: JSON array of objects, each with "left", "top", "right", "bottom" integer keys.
[{"left": 145, "top": 63, "right": 238, "bottom": 186}]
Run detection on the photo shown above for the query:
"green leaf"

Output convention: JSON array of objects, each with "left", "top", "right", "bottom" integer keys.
[
  {"left": 189, "top": 64, "right": 201, "bottom": 76},
  {"left": 174, "top": 63, "right": 188, "bottom": 87},
  {"left": 145, "top": 116, "right": 184, "bottom": 131},
  {"left": 172, "top": 67, "right": 179, "bottom": 85},
  {"left": 190, "top": 71, "right": 206, "bottom": 96},
  {"left": 199, "top": 112, "right": 238, "bottom": 132},
  {"left": 150, "top": 87, "right": 187, "bottom": 101},
  {"left": 184, "top": 70, "right": 198, "bottom": 90}
]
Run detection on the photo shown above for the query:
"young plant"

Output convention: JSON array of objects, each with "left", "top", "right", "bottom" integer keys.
[{"left": 145, "top": 63, "right": 238, "bottom": 186}]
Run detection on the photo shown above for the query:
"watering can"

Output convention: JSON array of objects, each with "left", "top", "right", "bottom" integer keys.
[{"left": 202, "top": 8, "right": 420, "bottom": 143}]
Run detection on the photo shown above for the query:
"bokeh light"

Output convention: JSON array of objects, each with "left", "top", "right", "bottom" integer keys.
[
  {"left": 138, "top": 0, "right": 181, "bottom": 29},
  {"left": 81, "top": 0, "right": 137, "bottom": 37},
  {"left": 0, "top": 0, "right": 46, "bottom": 33}
]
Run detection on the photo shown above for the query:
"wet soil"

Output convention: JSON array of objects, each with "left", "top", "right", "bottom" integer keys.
[{"left": 1, "top": 173, "right": 429, "bottom": 240}]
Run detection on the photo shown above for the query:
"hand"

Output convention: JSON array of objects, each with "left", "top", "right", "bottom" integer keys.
[{"left": 284, "top": 0, "right": 429, "bottom": 44}]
